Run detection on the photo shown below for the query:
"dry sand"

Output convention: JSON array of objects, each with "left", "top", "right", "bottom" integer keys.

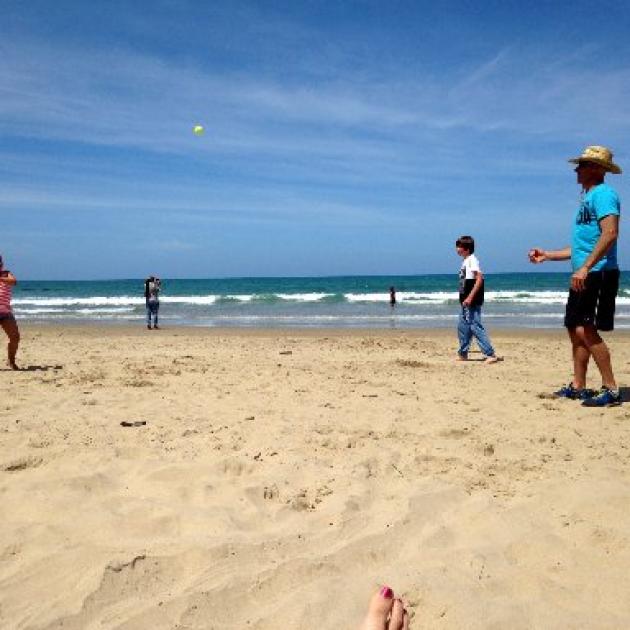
[{"left": 1, "top": 325, "right": 630, "bottom": 629}]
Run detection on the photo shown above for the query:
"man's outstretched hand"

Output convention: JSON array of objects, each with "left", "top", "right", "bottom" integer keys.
[{"left": 528, "top": 248, "right": 546, "bottom": 264}]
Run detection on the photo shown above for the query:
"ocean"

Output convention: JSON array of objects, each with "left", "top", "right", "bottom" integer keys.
[{"left": 11, "top": 272, "right": 630, "bottom": 329}]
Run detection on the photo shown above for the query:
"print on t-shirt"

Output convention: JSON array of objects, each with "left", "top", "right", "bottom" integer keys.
[{"left": 576, "top": 197, "right": 595, "bottom": 225}]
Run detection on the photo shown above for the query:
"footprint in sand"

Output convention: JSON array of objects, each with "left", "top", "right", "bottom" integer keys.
[
  {"left": 2, "top": 455, "right": 43, "bottom": 472},
  {"left": 263, "top": 484, "right": 279, "bottom": 500},
  {"left": 289, "top": 489, "right": 314, "bottom": 511},
  {"left": 219, "top": 458, "right": 252, "bottom": 477},
  {"left": 439, "top": 428, "right": 470, "bottom": 439}
]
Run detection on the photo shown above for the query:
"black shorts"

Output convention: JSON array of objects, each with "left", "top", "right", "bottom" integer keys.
[{"left": 564, "top": 269, "right": 620, "bottom": 331}]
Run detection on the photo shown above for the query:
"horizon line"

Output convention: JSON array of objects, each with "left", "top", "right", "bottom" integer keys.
[{"left": 16, "top": 269, "right": 618, "bottom": 283}]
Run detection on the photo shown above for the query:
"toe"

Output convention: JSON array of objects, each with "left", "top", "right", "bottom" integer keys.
[
  {"left": 360, "top": 586, "right": 395, "bottom": 630},
  {"left": 387, "top": 598, "right": 405, "bottom": 629}
]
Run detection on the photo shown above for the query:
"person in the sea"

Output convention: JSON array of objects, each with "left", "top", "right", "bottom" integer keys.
[
  {"left": 359, "top": 585, "right": 410, "bottom": 629},
  {"left": 389, "top": 286, "right": 396, "bottom": 307},
  {"left": 144, "top": 276, "right": 161, "bottom": 330},
  {"left": 455, "top": 235, "right": 498, "bottom": 364},
  {"left": 529, "top": 145, "right": 622, "bottom": 407},
  {"left": 0, "top": 254, "right": 20, "bottom": 370}
]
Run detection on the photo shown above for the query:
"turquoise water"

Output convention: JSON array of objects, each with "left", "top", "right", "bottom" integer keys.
[{"left": 11, "top": 272, "right": 630, "bottom": 328}]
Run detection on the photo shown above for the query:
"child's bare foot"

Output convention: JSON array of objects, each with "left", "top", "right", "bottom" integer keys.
[
  {"left": 484, "top": 355, "right": 499, "bottom": 364},
  {"left": 360, "top": 587, "right": 409, "bottom": 630}
]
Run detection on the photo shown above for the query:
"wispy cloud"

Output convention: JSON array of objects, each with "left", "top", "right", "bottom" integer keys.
[{"left": 3, "top": 36, "right": 630, "bottom": 161}]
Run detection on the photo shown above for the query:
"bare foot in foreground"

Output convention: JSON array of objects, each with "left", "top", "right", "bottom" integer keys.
[
  {"left": 484, "top": 355, "right": 499, "bottom": 364},
  {"left": 359, "top": 586, "right": 409, "bottom": 630}
]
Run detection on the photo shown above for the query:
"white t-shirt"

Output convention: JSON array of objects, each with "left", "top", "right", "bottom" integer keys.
[
  {"left": 459, "top": 254, "right": 484, "bottom": 306},
  {"left": 459, "top": 254, "right": 481, "bottom": 281}
]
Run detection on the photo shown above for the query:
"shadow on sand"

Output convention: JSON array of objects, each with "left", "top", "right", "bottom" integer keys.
[{"left": 0, "top": 365, "right": 63, "bottom": 372}]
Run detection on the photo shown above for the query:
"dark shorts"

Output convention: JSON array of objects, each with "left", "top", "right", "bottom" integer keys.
[
  {"left": 564, "top": 269, "right": 619, "bottom": 331},
  {"left": 0, "top": 312, "right": 15, "bottom": 322}
]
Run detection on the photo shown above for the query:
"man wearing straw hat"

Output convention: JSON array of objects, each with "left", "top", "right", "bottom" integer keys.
[{"left": 529, "top": 146, "right": 622, "bottom": 407}]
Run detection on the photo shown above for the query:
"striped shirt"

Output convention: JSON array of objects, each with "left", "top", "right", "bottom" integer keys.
[{"left": 0, "top": 274, "right": 13, "bottom": 313}]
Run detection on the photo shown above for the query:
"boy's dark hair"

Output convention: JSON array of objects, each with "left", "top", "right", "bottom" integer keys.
[{"left": 456, "top": 235, "right": 475, "bottom": 254}]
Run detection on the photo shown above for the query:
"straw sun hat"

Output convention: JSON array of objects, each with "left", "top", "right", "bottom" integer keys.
[{"left": 568, "top": 145, "right": 622, "bottom": 174}]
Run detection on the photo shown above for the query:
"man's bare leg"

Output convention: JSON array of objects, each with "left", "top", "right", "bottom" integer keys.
[
  {"left": 580, "top": 325, "right": 617, "bottom": 389},
  {"left": 568, "top": 327, "right": 590, "bottom": 389}
]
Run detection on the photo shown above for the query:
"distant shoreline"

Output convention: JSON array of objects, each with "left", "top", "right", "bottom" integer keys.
[{"left": 20, "top": 322, "right": 623, "bottom": 338}]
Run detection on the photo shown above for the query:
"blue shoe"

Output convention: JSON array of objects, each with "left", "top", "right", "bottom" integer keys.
[
  {"left": 576, "top": 389, "right": 597, "bottom": 401},
  {"left": 581, "top": 387, "right": 622, "bottom": 407},
  {"left": 553, "top": 383, "right": 596, "bottom": 400}
]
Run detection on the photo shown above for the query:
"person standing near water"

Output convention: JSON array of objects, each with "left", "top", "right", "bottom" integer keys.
[
  {"left": 389, "top": 286, "right": 396, "bottom": 306},
  {"left": 528, "top": 146, "right": 622, "bottom": 406},
  {"left": 0, "top": 255, "right": 20, "bottom": 369},
  {"left": 145, "top": 276, "right": 161, "bottom": 330}
]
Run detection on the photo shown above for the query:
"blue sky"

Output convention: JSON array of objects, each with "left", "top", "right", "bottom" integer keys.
[{"left": 3, "top": 0, "right": 630, "bottom": 279}]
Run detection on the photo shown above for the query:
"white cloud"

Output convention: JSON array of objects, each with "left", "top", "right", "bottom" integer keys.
[{"left": 4, "top": 35, "right": 629, "bottom": 160}]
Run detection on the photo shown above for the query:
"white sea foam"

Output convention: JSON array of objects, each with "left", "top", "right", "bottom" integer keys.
[
  {"left": 276, "top": 293, "right": 332, "bottom": 301},
  {"left": 12, "top": 290, "right": 630, "bottom": 308},
  {"left": 13, "top": 296, "right": 146, "bottom": 307},
  {"left": 162, "top": 296, "right": 217, "bottom": 305},
  {"left": 398, "top": 292, "right": 456, "bottom": 302},
  {"left": 485, "top": 290, "right": 567, "bottom": 303},
  {"left": 14, "top": 307, "right": 136, "bottom": 315},
  {"left": 345, "top": 293, "right": 394, "bottom": 302},
  {"left": 13, "top": 308, "right": 68, "bottom": 314},
  {"left": 221, "top": 293, "right": 333, "bottom": 302},
  {"left": 482, "top": 312, "right": 564, "bottom": 319},
  {"left": 345, "top": 290, "right": 570, "bottom": 304},
  {"left": 13, "top": 295, "right": 218, "bottom": 307},
  {"left": 13, "top": 292, "right": 338, "bottom": 305},
  {"left": 224, "top": 294, "right": 254, "bottom": 302},
  {"left": 74, "top": 307, "right": 136, "bottom": 314}
]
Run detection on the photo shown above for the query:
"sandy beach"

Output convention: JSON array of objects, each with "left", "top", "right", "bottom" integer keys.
[{"left": 2, "top": 325, "right": 630, "bottom": 629}]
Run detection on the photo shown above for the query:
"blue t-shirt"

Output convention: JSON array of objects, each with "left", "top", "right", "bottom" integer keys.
[{"left": 571, "top": 183, "right": 620, "bottom": 272}]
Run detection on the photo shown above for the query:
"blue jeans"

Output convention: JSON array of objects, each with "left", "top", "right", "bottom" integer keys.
[
  {"left": 146, "top": 301, "right": 159, "bottom": 326},
  {"left": 458, "top": 305, "right": 495, "bottom": 358}
]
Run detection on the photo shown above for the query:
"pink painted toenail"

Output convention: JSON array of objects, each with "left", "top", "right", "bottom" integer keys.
[{"left": 380, "top": 586, "right": 394, "bottom": 599}]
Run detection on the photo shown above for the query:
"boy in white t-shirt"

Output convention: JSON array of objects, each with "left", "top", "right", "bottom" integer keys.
[{"left": 455, "top": 236, "right": 498, "bottom": 363}]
